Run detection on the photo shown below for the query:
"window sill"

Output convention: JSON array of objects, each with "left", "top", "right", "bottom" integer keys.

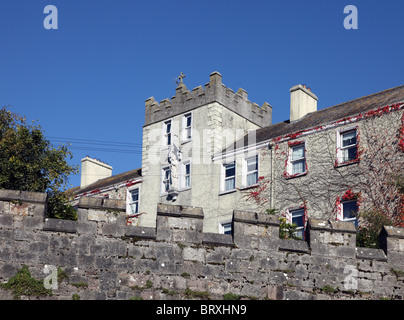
[
  {"left": 160, "top": 187, "right": 191, "bottom": 197},
  {"left": 334, "top": 159, "right": 359, "bottom": 168},
  {"left": 239, "top": 184, "right": 259, "bottom": 191},
  {"left": 181, "top": 139, "right": 192, "bottom": 145},
  {"left": 283, "top": 171, "right": 308, "bottom": 180},
  {"left": 218, "top": 189, "right": 237, "bottom": 196}
]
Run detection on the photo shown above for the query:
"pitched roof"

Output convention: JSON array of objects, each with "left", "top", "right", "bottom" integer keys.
[
  {"left": 66, "top": 168, "right": 142, "bottom": 197},
  {"left": 223, "top": 84, "right": 404, "bottom": 152}
]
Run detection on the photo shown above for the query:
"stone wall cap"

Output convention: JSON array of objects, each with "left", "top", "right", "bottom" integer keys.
[
  {"left": 233, "top": 210, "right": 279, "bottom": 226},
  {"left": 102, "top": 199, "right": 126, "bottom": 211},
  {"left": 309, "top": 218, "right": 356, "bottom": 233},
  {"left": 78, "top": 197, "right": 125, "bottom": 211},
  {"left": 382, "top": 225, "right": 404, "bottom": 239},
  {"left": 125, "top": 226, "right": 156, "bottom": 240},
  {"left": 203, "top": 233, "right": 234, "bottom": 247},
  {"left": 0, "top": 189, "right": 47, "bottom": 204},
  {"left": 279, "top": 238, "right": 310, "bottom": 254},
  {"left": 157, "top": 203, "right": 204, "bottom": 219},
  {"left": 356, "top": 247, "right": 387, "bottom": 261}
]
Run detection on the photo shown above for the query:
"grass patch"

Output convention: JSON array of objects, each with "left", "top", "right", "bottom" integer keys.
[
  {"left": 184, "top": 288, "right": 210, "bottom": 299},
  {"left": 0, "top": 265, "right": 52, "bottom": 300},
  {"left": 223, "top": 292, "right": 241, "bottom": 300}
]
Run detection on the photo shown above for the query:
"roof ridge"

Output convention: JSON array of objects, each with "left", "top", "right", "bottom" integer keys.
[{"left": 320, "top": 84, "right": 404, "bottom": 111}]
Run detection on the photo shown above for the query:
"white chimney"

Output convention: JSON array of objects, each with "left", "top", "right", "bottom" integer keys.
[
  {"left": 80, "top": 156, "right": 112, "bottom": 188},
  {"left": 290, "top": 84, "right": 318, "bottom": 122}
]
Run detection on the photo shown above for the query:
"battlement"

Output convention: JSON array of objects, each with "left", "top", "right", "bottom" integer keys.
[
  {"left": 1, "top": 189, "right": 404, "bottom": 300},
  {"left": 144, "top": 71, "right": 272, "bottom": 128}
]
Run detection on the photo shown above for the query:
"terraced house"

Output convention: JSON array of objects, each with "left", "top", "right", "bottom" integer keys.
[{"left": 68, "top": 72, "right": 404, "bottom": 237}]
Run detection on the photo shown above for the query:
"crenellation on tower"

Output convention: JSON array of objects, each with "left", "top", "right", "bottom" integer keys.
[{"left": 144, "top": 71, "right": 272, "bottom": 128}]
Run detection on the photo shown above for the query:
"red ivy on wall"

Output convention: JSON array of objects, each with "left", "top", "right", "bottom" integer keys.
[
  {"left": 399, "top": 111, "right": 404, "bottom": 152},
  {"left": 272, "top": 102, "right": 404, "bottom": 145},
  {"left": 335, "top": 189, "right": 361, "bottom": 221},
  {"left": 342, "top": 188, "right": 361, "bottom": 201},
  {"left": 244, "top": 176, "right": 269, "bottom": 206}
]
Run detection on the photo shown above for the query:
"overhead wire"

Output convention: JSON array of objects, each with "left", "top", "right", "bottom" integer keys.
[{"left": 47, "top": 136, "right": 143, "bottom": 154}]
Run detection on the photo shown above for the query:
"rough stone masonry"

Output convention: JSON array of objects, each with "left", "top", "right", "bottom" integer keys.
[{"left": 0, "top": 189, "right": 403, "bottom": 300}]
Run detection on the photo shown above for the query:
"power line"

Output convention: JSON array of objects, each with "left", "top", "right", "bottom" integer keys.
[
  {"left": 47, "top": 136, "right": 143, "bottom": 147},
  {"left": 47, "top": 135, "right": 143, "bottom": 155},
  {"left": 67, "top": 146, "right": 142, "bottom": 154}
]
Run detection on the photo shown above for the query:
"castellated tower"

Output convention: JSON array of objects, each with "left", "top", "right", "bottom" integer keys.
[{"left": 138, "top": 71, "right": 273, "bottom": 233}]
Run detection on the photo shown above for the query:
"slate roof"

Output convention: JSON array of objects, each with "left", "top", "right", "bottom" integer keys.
[
  {"left": 224, "top": 84, "right": 404, "bottom": 152},
  {"left": 67, "top": 168, "right": 142, "bottom": 197}
]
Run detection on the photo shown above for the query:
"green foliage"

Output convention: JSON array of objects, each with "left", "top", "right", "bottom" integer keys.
[
  {"left": 0, "top": 265, "right": 52, "bottom": 300},
  {"left": 184, "top": 288, "right": 210, "bottom": 299},
  {"left": 320, "top": 285, "right": 338, "bottom": 294},
  {"left": 72, "top": 293, "right": 80, "bottom": 300},
  {"left": 161, "top": 288, "right": 179, "bottom": 296},
  {"left": 265, "top": 208, "right": 278, "bottom": 215},
  {"left": 0, "top": 107, "right": 78, "bottom": 220},
  {"left": 71, "top": 281, "right": 88, "bottom": 290},
  {"left": 279, "top": 218, "right": 302, "bottom": 240},
  {"left": 223, "top": 292, "right": 241, "bottom": 300},
  {"left": 391, "top": 173, "right": 404, "bottom": 194},
  {"left": 357, "top": 210, "right": 394, "bottom": 248},
  {"left": 57, "top": 267, "right": 69, "bottom": 284},
  {"left": 390, "top": 268, "right": 404, "bottom": 279}
]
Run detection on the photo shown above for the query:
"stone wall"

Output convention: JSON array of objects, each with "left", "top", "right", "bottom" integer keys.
[{"left": 0, "top": 189, "right": 403, "bottom": 300}]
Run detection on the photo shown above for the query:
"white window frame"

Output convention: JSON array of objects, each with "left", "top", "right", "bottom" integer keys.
[
  {"left": 181, "top": 159, "right": 191, "bottom": 190},
  {"left": 126, "top": 186, "right": 140, "bottom": 216},
  {"left": 161, "top": 166, "right": 171, "bottom": 195},
  {"left": 285, "top": 207, "right": 306, "bottom": 239},
  {"left": 338, "top": 199, "right": 359, "bottom": 227},
  {"left": 287, "top": 142, "right": 307, "bottom": 177},
  {"left": 243, "top": 155, "right": 258, "bottom": 187},
  {"left": 163, "top": 119, "right": 172, "bottom": 147},
  {"left": 336, "top": 126, "right": 358, "bottom": 165},
  {"left": 182, "top": 112, "right": 192, "bottom": 143},
  {"left": 221, "top": 161, "right": 236, "bottom": 193},
  {"left": 219, "top": 219, "right": 232, "bottom": 235}
]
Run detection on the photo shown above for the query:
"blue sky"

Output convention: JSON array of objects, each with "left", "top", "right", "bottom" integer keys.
[{"left": 1, "top": 0, "right": 403, "bottom": 189}]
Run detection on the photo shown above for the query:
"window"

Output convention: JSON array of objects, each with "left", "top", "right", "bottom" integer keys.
[
  {"left": 182, "top": 161, "right": 191, "bottom": 188},
  {"left": 223, "top": 162, "right": 236, "bottom": 191},
  {"left": 219, "top": 221, "right": 232, "bottom": 235},
  {"left": 164, "top": 120, "right": 172, "bottom": 146},
  {"left": 128, "top": 188, "right": 139, "bottom": 215},
  {"left": 341, "top": 200, "right": 358, "bottom": 228},
  {"left": 291, "top": 208, "right": 305, "bottom": 239},
  {"left": 162, "top": 167, "right": 171, "bottom": 193},
  {"left": 183, "top": 113, "right": 192, "bottom": 141},
  {"left": 288, "top": 143, "right": 306, "bottom": 176},
  {"left": 245, "top": 155, "right": 258, "bottom": 186},
  {"left": 337, "top": 128, "right": 358, "bottom": 165}
]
